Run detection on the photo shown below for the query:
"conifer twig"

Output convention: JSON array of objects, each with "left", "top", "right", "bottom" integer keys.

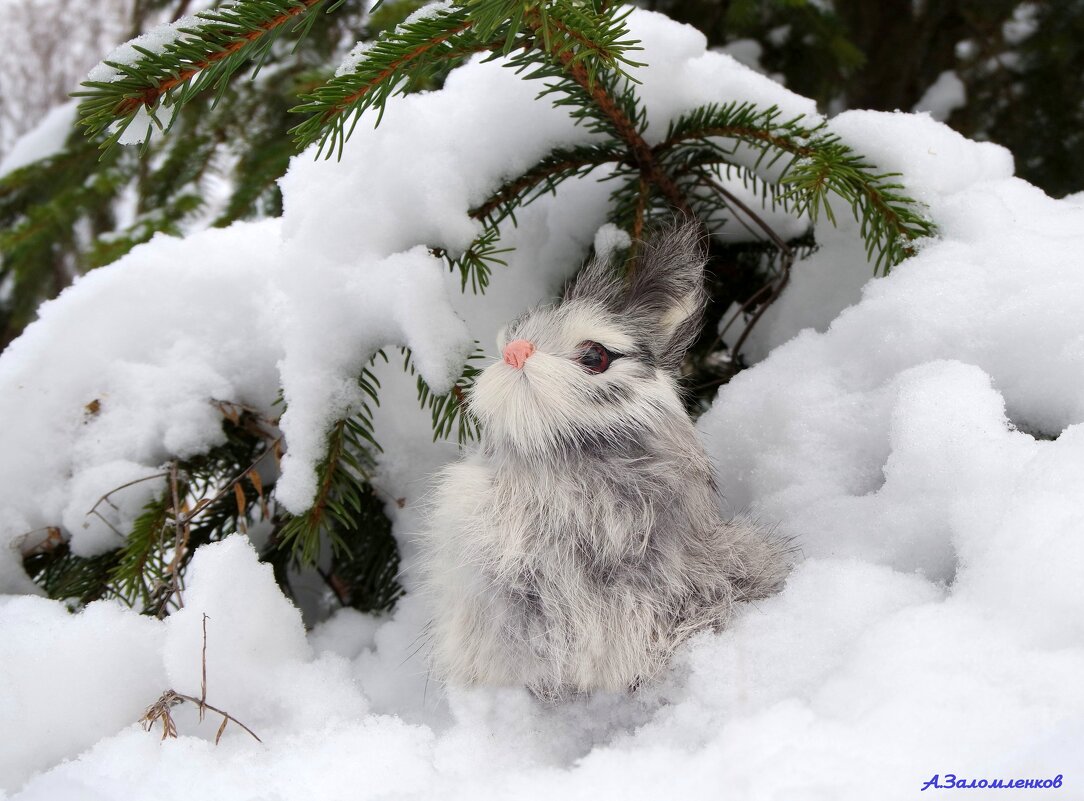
[
  {"left": 115, "top": 0, "right": 325, "bottom": 117},
  {"left": 530, "top": 14, "right": 690, "bottom": 215},
  {"left": 312, "top": 19, "right": 475, "bottom": 128},
  {"left": 469, "top": 150, "right": 620, "bottom": 221},
  {"left": 698, "top": 173, "right": 794, "bottom": 258},
  {"left": 200, "top": 612, "right": 209, "bottom": 713}
]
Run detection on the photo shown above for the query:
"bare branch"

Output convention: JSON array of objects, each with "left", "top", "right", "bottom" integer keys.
[
  {"left": 86, "top": 472, "right": 169, "bottom": 517},
  {"left": 694, "top": 173, "right": 794, "bottom": 361},
  {"left": 139, "top": 613, "right": 261, "bottom": 744}
]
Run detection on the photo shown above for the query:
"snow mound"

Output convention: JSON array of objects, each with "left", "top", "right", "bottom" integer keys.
[{"left": 2, "top": 8, "right": 1083, "bottom": 800}]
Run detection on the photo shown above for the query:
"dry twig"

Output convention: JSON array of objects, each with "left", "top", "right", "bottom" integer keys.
[{"left": 139, "top": 613, "right": 262, "bottom": 744}]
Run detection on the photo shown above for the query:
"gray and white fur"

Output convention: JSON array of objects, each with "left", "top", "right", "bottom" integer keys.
[{"left": 418, "top": 224, "right": 792, "bottom": 700}]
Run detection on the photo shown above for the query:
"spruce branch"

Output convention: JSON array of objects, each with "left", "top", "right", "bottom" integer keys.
[
  {"left": 276, "top": 366, "right": 381, "bottom": 564},
  {"left": 110, "top": 492, "right": 174, "bottom": 611},
  {"left": 655, "top": 101, "right": 815, "bottom": 158},
  {"left": 781, "top": 141, "right": 934, "bottom": 274},
  {"left": 291, "top": 0, "right": 645, "bottom": 155},
  {"left": 517, "top": 8, "right": 688, "bottom": 214},
  {"left": 469, "top": 144, "right": 624, "bottom": 224},
  {"left": 519, "top": 1, "right": 643, "bottom": 78},
  {"left": 405, "top": 347, "right": 484, "bottom": 444},
  {"left": 24, "top": 402, "right": 281, "bottom": 613},
  {"left": 658, "top": 102, "right": 936, "bottom": 273},
  {"left": 76, "top": 0, "right": 340, "bottom": 148},
  {"left": 437, "top": 227, "right": 512, "bottom": 293},
  {"left": 291, "top": 5, "right": 488, "bottom": 155},
  {"left": 318, "top": 482, "right": 404, "bottom": 612},
  {"left": 22, "top": 544, "right": 124, "bottom": 607}
]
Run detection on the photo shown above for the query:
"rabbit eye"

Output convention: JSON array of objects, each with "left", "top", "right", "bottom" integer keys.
[{"left": 577, "top": 341, "right": 618, "bottom": 374}]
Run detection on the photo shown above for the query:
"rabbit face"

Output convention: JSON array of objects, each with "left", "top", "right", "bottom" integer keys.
[
  {"left": 470, "top": 299, "right": 687, "bottom": 456},
  {"left": 469, "top": 224, "right": 707, "bottom": 459}
]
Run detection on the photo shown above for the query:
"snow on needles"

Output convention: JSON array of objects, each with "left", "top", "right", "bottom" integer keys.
[
  {"left": 2, "top": 8, "right": 1084, "bottom": 800},
  {"left": 85, "top": 15, "right": 203, "bottom": 84}
]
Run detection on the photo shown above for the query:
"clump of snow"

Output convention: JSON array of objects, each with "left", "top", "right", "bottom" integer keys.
[
  {"left": 111, "top": 104, "right": 165, "bottom": 147},
  {"left": 913, "top": 70, "right": 967, "bottom": 122},
  {"left": 0, "top": 101, "right": 78, "bottom": 177},
  {"left": 631, "top": 18, "right": 816, "bottom": 144},
  {"left": 335, "top": 41, "right": 372, "bottom": 77},
  {"left": 1003, "top": 3, "right": 1041, "bottom": 45},
  {"left": 402, "top": 0, "right": 454, "bottom": 27},
  {"left": 832, "top": 109, "right": 1014, "bottom": 200},
  {"left": 955, "top": 38, "right": 978, "bottom": 60},
  {"left": 2, "top": 7, "right": 1084, "bottom": 800},
  {"left": 766, "top": 24, "right": 791, "bottom": 47},
  {"left": 592, "top": 222, "right": 631, "bottom": 260},
  {"left": 162, "top": 537, "right": 366, "bottom": 732}
]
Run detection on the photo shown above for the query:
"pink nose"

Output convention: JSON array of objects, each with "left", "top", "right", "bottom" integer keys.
[{"left": 502, "top": 339, "right": 535, "bottom": 369}]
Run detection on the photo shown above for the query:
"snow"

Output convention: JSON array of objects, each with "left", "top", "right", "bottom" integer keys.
[
  {"left": 1003, "top": 3, "right": 1040, "bottom": 46},
  {"left": 592, "top": 222, "right": 631, "bottom": 259},
  {"left": 402, "top": 0, "right": 455, "bottom": 27},
  {"left": 0, "top": 593, "right": 165, "bottom": 791},
  {"left": 0, "top": 101, "right": 77, "bottom": 177},
  {"left": 912, "top": 71, "right": 967, "bottom": 122},
  {"left": 86, "top": 15, "right": 202, "bottom": 84},
  {"left": 335, "top": 41, "right": 372, "bottom": 77},
  {"left": 112, "top": 104, "right": 164, "bottom": 147},
  {"left": 2, "top": 7, "right": 1083, "bottom": 800},
  {"left": 336, "top": 1, "right": 455, "bottom": 77}
]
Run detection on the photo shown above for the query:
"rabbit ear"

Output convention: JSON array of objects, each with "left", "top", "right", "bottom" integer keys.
[
  {"left": 563, "top": 250, "right": 623, "bottom": 307},
  {"left": 624, "top": 222, "right": 708, "bottom": 371}
]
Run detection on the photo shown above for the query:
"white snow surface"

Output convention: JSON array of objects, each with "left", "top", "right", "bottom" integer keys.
[
  {"left": 334, "top": 40, "right": 372, "bottom": 77},
  {"left": 0, "top": 101, "right": 78, "bottom": 177},
  {"left": 1, "top": 8, "right": 1082, "bottom": 800}
]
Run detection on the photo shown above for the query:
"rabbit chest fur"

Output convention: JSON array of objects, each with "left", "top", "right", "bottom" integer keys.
[{"left": 418, "top": 225, "right": 791, "bottom": 699}]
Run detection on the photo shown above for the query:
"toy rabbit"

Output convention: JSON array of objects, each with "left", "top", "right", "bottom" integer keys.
[{"left": 419, "top": 223, "right": 791, "bottom": 700}]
